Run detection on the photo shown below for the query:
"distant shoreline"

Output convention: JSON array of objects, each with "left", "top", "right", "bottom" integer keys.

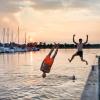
[
  {"left": 1, "top": 42, "right": 100, "bottom": 49},
  {"left": 36, "top": 44, "right": 100, "bottom": 49},
  {"left": 0, "top": 42, "right": 99, "bottom": 54}
]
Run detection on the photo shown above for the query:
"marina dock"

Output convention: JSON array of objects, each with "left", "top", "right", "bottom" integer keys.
[{"left": 81, "top": 56, "right": 100, "bottom": 100}]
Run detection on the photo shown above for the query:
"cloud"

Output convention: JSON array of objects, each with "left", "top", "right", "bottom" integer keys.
[
  {"left": 30, "top": 0, "right": 63, "bottom": 9},
  {"left": 0, "top": 0, "right": 99, "bottom": 15},
  {"left": 30, "top": 0, "right": 100, "bottom": 9},
  {"left": 0, "top": 0, "right": 99, "bottom": 14},
  {"left": 0, "top": 0, "right": 30, "bottom": 28},
  {"left": 30, "top": 0, "right": 100, "bottom": 16},
  {"left": 0, "top": 0, "right": 32, "bottom": 14},
  {"left": 0, "top": 0, "right": 22, "bottom": 13}
]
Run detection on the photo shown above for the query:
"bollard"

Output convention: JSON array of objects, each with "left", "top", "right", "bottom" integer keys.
[
  {"left": 72, "top": 75, "right": 76, "bottom": 82},
  {"left": 92, "top": 65, "right": 95, "bottom": 71}
]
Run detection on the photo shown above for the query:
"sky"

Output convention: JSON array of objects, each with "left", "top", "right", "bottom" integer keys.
[{"left": 0, "top": 0, "right": 100, "bottom": 43}]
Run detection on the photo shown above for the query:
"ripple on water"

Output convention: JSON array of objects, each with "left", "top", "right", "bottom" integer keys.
[{"left": 0, "top": 74, "right": 74, "bottom": 100}]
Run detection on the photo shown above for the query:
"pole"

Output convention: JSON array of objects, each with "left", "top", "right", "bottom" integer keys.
[
  {"left": 18, "top": 26, "right": 19, "bottom": 44},
  {"left": 25, "top": 32, "right": 26, "bottom": 45},
  {"left": 12, "top": 30, "right": 13, "bottom": 43},
  {"left": 3, "top": 28, "right": 5, "bottom": 45},
  {"left": 7, "top": 28, "right": 9, "bottom": 43}
]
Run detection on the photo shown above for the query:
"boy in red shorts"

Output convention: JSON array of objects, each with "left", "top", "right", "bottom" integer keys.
[{"left": 40, "top": 45, "right": 58, "bottom": 78}]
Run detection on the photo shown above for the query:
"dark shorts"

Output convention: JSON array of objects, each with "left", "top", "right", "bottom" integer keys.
[{"left": 76, "top": 51, "right": 83, "bottom": 57}]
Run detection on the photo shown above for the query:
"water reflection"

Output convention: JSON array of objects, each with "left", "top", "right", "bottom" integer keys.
[{"left": 0, "top": 49, "right": 99, "bottom": 100}]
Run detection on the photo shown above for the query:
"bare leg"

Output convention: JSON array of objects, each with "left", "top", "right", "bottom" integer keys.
[
  {"left": 52, "top": 48, "right": 58, "bottom": 59},
  {"left": 68, "top": 53, "right": 77, "bottom": 62},
  {"left": 48, "top": 48, "right": 54, "bottom": 56},
  {"left": 80, "top": 57, "right": 88, "bottom": 65}
]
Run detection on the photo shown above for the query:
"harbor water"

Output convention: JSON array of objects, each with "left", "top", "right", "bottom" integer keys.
[{"left": 0, "top": 49, "right": 99, "bottom": 100}]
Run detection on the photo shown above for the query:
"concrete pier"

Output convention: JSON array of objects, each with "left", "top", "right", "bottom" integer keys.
[{"left": 81, "top": 65, "right": 98, "bottom": 100}]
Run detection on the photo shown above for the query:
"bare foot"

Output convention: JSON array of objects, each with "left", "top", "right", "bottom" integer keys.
[
  {"left": 54, "top": 43, "right": 59, "bottom": 48},
  {"left": 68, "top": 59, "right": 71, "bottom": 62},
  {"left": 86, "top": 61, "right": 88, "bottom": 65}
]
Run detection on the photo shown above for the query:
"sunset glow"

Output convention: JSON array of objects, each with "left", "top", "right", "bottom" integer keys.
[
  {"left": 0, "top": 0, "right": 100, "bottom": 43},
  {"left": 29, "top": 36, "right": 33, "bottom": 42}
]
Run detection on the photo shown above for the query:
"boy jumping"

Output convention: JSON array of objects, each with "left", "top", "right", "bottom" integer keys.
[
  {"left": 68, "top": 34, "right": 88, "bottom": 65},
  {"left": 40, "top": 45, "right": 58, "bottom": 78}
]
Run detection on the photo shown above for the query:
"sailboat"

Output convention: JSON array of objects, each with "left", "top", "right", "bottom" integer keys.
[
  {"left": 0, "top": 28, "right": 6, "bottom": 53},
  {"left": 4, "top": 28, "right": 15, "bottom": 53}
]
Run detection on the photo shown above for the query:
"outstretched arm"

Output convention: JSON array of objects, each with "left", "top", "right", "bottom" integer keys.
[
  {"left": 84, "top": 35, "right": 88, "bottom": 44},
  {"left": 73, "top": 34, "right": 77, "bottom": 44}
]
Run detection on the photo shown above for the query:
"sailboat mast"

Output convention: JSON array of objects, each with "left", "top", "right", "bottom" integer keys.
[
  {"left": 11, "top": 30, "right": 13, "bottom": 43},
  {"left": 25, "top": 32, "right": 27, "bottom": 45},
  {"left": 3, "top": 28, "right": 5, "bottom": 44},
  {"left": 18, "top": 26, "right": 19, "bottom": 44},
  {"left": 7, "top": 28, "right": 9, "bottom": 43}
]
